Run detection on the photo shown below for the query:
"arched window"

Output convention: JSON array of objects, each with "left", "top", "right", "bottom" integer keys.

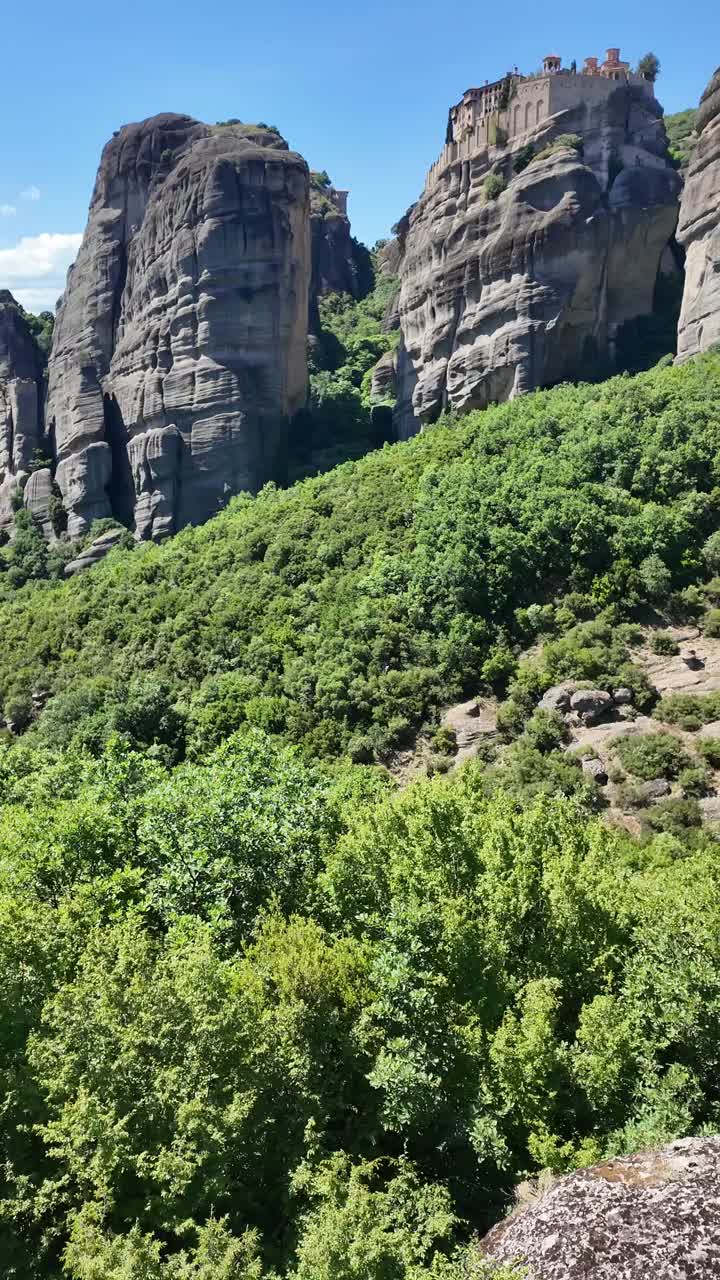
[
  {"left": 536, "top": 100, "right": 543, "bottom": 124},
  {"left": 524, "top": 102, "right": 532, "bottom": 130}
]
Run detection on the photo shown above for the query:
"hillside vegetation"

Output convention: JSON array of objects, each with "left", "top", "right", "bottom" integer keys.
[
  {"left": 665, "top": 107, "right": 699, "bottom": 168},
  {"left": 2, "top": 354, "right": 720, "bottom": 762},
  {"left": 3, "top": 354, "right": 720, "bottom": 1276}
]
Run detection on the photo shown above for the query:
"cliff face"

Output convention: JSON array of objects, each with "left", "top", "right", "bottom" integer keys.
[
  {"left": 677, "top": 67, "right": 720, "bottom": 361},
  {"left": 0, "top": 292, "right": 47, "bottom": 530},
  {"left": 310, "top": 192, "right": 370, "bottom": 302},
  {"left": 394, "top": 84, "right": 681, "bottom": 437},
  {"left": 46, "top": 115, "right": 310, "bottom": 540}
]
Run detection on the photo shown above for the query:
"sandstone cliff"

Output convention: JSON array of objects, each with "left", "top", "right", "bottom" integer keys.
[
  {"left": 310, "top": 184, "right": 371, "bottom": 302},
  {"left": 479, "top": 1136, "right": 720, "bottom": 1278},
  {"left": 677, "top": 67, "right": 720, "bottom": 361},
  {"left": 394, "top": 84, "right": 681, "bottom": 437},
  {"left": 0, "top": 292, "right": 48, "bottom": 530},
  {"left": 46, "top": 115, "right": 310, "bottom": 540}
]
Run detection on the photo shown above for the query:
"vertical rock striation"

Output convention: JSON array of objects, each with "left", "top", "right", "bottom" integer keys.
[
  {"left": 677, "top": 67, "right": 720, "bottom": 361},
  {"left": 394, "top": 83, "right": 681, "bottom": 437},
  {"left": 0, "top": 292, "right": 46, "bottom": 529},
  {"left": 46, "top": 115, "right": 310, "bottom": 540}
]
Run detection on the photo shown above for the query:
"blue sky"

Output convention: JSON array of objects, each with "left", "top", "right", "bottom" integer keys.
[{"left": 1, "top": 0, "right": 715, "bottom": 310}]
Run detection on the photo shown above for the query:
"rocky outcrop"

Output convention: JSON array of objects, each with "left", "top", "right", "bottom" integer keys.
[
  {"left": 0, "top": 292, "right": 46, "bottom": 529},
  {"left": 479, "top": 1136, "right": 720, "bottom": 1279},
  {"left": 310, "top": 188, "right": 370, "bottom": 302},
  {"left": 395, "top": 85, "right": 681, "bottom": 437},
  {"left": 677, "top": 68, "right": 720, "bottom": 361},
  {"left": 46, "top": 115, "right": 310, "bottom": 540},
  {"left": 64, "top": 526, "right": 126, "bottom": 576}
]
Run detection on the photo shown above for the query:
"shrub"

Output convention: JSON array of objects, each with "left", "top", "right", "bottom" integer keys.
[
  {"left": 650, "top": 631, "right": 679, "bottom": 656},
  {"left": 431, "top": 725, "right": 458, "bottom": 755},
  {"left": 513, "top": 143, "right": 535, "bottom": 173},
  {"left": 481, "top": 646, "right": 517, "bottom": 692},
  {"left": 645, "top": 797, "right": 702, "bottom": 835},
  {"left": 483, "top": 173, "right": 506, "bottom": 201},
  {"left": 612, "top": 732, "right": 691, "bottom": 781},
  {"left": 639, "top": 553, "right": 672, "bottom": 601},
  {"left": 654, "top": 692, "right": 720, "bottom": 731},
  {"left": 704, "top": 608, "right": 720, "bottom": 638},
  {"left": 698, "top": 738, "right": 720, "bottom": 769},
  {"left": 522, "top": 708, "right": 568, "bottom": 754},
  {"left": 702, "top": 531, "right": 720, "bottom": 573},
  {"left": 679, "top": 765, "right": 712, "bottom": 798}
]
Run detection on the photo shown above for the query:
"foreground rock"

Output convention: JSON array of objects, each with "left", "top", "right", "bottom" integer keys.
[
  {"left": 394, "top": 69, "right": 681, "bottom": 436},
  {"left": 46, "top": 115, "right": 311, "bottom": 540},
  {"left": 677, "top": 67, "right": 720, "bottom": 361},
  {"left": 0, "top": 292, "right": 46, "bottom": 529},
  {"left": 480, "top": 1136, "right": 720, "bottom": 1278}
]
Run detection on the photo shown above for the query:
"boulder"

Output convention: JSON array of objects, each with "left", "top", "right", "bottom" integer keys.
[
  {"left": 64, "top": 527, "right": 126, "bottom": 576},
  {"left": 479, "top": 1135, "right": 720, "bottom": 1279},
  {"left": 612, "top": 687, "right": 634, "bottom": 705},
  {"left": 46, "top": 115, "right": 311, "bottom": 541},
  {"left": 581, "top": 757, "right": 608, "bottom": 785},
  {"left": 677, "top": 67, "right": 720, "bottom": 361},
  {"left": 569, "top": 689, "right": 613, "bottom": 724},
  {"left": 539, "top": 682, "right": 576, "bottom": 713},
  {"left": 637, "top": 777, "right": 672, "bottom": 801}
]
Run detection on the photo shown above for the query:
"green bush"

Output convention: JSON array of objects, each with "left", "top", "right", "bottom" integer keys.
[
  {"left": 704, "top": 608, "right": 720, "bottom": 638},
  {"left": 513, "top": 143, "right": 535, "bottom": 173},
  {"left": 698, "top": 738, "right": 720, "bottom": 768},
  {"left": 612, "top": 732, "right": 691, "bottom": 781},
  {"left": 650, "top": 631, "right": 679, "bottom": 656},
  {"left": 654, "top": 691, "right": 720, "bottom": 731},
  {"left": 431, "top": 724, "right": 458, "bottom": 755},
  {"left": 483, "top": 173, "right": 506, "bottom": 201},
  {"left": 679, "top": 764, "right": 712, "bottom": 798}
]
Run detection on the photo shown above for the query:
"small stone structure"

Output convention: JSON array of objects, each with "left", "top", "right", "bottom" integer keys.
[{"left": 427, "top": 48, "right": 654, "bottom": 192}]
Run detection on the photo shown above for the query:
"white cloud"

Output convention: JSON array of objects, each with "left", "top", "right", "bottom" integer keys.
[
  {"left": 20, "top": 185, "right": 41, "bottom": 202},
  {"left": 0, "top": 205, "right": 16, "bottom": 217},
  {"left": 0, "top": 231, "right": 82, "bottom": 311}
]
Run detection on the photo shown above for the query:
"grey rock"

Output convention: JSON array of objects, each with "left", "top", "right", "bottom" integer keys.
[
  {"left": 480, "top": 1135, "right": 720, "bottom": 1279},
  {"left": 677, "top": 67, "right": 720, "bottom": 361},
  {"left": 581, "top": 757, "right": 608, "bottom": 785},
  {"left": 370, "top": 351, "right": 397, "bottom": 405},
  {"left": 393, "top": 86, "right": 681, "bottom": 436},
  {"left": 612, "top": 687, "right": 634, "bottom": 705},
  {"left": 638, "top": 777, "right": 672, "bottom": 801},
  {"left": 64, "top": 527, "right": 125, "bottom": 576},
  {"left": 0, "top": 292, "right": 45, "bottom": 530},
  {"left": 310, "top": 188, "right": 368, "bottom": 301},
  {"left": 570, "top": 688, "right": 613, "bottom": 724},
  {"left": 699, "top": 719, "right": 720, "bottom": 740},
  {"left": 539, "top": 682, "right": 577, "bottom": 713},
  {"left": 46, "top": 114, "right": 311, "bottom": 541},
  {"left": 22, "top": 468, "right": 55, "bottom": 540}
]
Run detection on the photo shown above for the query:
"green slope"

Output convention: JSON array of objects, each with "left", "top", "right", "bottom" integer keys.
[{"left": 2, "top": 353, "right": 720, "bottom": 762}]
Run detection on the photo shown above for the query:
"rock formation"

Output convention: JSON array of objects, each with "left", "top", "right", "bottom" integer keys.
[
  {"left": 0, "top": 292, "right": 47, "bottom": 530},
  {"left": 479, "top": 1136, "right": 720, "bottom": 1278},
  {"left": 46, "top": 115, "right": 310, "bottom": 540},
  {"left": 677, "top": 67, "right": 720, "bottom": 361},
  {"left": 394, "top": 80, "right": 681, "bottom": 437},
  {"left": 310, "top": 182, "right": 370, "bottom": 302}
]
